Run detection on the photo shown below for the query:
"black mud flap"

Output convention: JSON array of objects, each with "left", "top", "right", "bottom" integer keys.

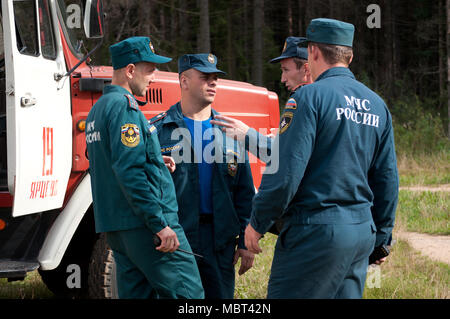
[{"left": 0, "top": 259, "right": 39, "bottom": 279}]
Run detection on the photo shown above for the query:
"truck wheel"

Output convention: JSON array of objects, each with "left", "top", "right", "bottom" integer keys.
[{"left": 88, "top": 233, "right": 118, "bottom": 299}]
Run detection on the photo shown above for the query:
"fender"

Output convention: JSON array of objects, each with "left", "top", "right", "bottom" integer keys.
[{"left": 38, "top": 174, "right": 92, "bottom": 270}]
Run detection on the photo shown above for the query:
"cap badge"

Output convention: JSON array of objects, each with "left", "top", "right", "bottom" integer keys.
[
  {"left": 227, "top": 158, "right": 238, "bottom": 177},
  {"left": 208, "top": 54, "right": 215, "bottom": 64},
  {"left": 149, "top": 41, "right": 155, "bottom": 53}
]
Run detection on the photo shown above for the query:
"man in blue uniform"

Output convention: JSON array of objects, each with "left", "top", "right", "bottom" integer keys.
[
  {"left": 150, "top": 54, "right": 255, "bottom": 299},
  {"left": 211, "top": 36, "right": 312, "bottom": 162},
  {"left": 245, "top": 18, "right": 399, "bottom": 298},
  {"left": 85, "top": 37, "right": 204, "bottom": 299}
]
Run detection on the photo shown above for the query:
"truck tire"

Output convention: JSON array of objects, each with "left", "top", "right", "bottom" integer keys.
[{"left": 87, "top": 233, "right": 118, "bottom": 299}]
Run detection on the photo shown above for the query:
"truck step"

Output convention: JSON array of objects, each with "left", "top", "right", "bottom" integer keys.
[{"left": 0, "top": 259, "right": 39, "bottom": 279}]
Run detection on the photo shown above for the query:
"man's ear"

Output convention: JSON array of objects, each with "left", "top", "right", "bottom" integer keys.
[
  {"left": 310, "top": 45, "right": 319, "bottom": 61},
  {"left": 125, "top": 63, "right": 136, "bottom": 79},
  {"left": 179, "top": 72, "right": 189, "bottom": 90},
  {"left": 303, "top": 62, "right": 310, "bottom": 76}
]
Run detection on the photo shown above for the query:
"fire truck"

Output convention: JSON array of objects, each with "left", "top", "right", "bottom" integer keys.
[{"left": 0, "top": 0, "right": 279, "bottom": 298}]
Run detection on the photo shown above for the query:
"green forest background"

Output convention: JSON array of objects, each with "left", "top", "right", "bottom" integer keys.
[{"left": 87, "top": 0, "right": 450, "bottom": 158}]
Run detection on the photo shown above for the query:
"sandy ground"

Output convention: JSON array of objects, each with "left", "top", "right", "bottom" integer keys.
[
  {"left": 394, "top": 230, "right": 450, "bottom": 264},
  {"left": 400, "top": 184, "right": 450, "bottom": 192}
]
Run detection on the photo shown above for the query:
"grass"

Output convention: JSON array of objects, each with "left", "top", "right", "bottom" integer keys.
[
  {"left": 397, "top": 151, "right": 450, "bottom": 186},
  {"left": 234, "top": 234, "right": 276, "bottom": 299},
  {"left": 362, "top": 239, "right": 449, "bottom": 299},
  {"left": 0, "top": 271, "right": 53, "bottom": 299},
  {"left": 395, "top": 190, "right": 449, "bottom": 235}
]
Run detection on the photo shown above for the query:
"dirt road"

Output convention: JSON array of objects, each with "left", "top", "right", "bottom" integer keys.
[
  {"left": 396, "top": 184, "right": 449, "bottom": 264},
  {"left": 395, "top": 230, "right": 450, "bottom": 264}
]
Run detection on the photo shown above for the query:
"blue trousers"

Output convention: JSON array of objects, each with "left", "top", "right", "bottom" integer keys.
[
  {"left": 106, "top": 222, "right": 204, "bottom": 299},
  {"left": 194, "top": 223, "right": 236, "bottom": 299},
  {"left": 267, "top": 220, "right": 376, "bottom": 299}
]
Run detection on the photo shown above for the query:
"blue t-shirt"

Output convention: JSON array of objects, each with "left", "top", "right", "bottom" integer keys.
[{"left": 183, "top": 116, "right": 214, "bottom": 214}]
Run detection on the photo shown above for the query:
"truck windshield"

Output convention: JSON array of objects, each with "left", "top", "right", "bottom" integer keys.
[{"left": 55, "top": 0, "right": 86, "bottom": 59}]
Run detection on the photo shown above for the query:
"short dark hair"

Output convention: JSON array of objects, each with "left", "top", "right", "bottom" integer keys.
[
  {"left": 310, "top": 42, "right": 353, "bottom": 66},
  {"left": 292, "top": 57, "right": 307, "bottom": 70}
]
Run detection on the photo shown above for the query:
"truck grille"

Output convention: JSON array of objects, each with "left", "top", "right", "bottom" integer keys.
[{"left": 147, "top": 88, "right": 163, "bottom": 104}]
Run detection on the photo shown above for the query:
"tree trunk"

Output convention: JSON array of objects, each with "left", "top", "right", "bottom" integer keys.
[
  {"left": 170, "top": 0, "right": 177, "bottom": 44},
  {"left": 159, "top": 7, "right": 166, "bottom": 40},
  {"left": 243, "top": 0, "right": 250, "bottom": 82},
  {"left": 198, "top": 0, "right": 211, "bottom": 53},
  {"left": 287, "top": 0, "right": 293, "bottom": 35},
  {"left": 298, "top": 0, "right": 304, "bottom": 35},
  {"left": 179, "top": 0, "right": 190, "bottom": 45},
  {"left": 383, "top": 0, "right": 394, "bottom": 100},
  {"left": 226, "top": 6, "right": 236, "bottom": 78},
  {"left": 447, "top": 0, "right": 450, "bottom": 136},
  {"left": 391, "top": 2, "right": 398, "bottom": 88},
  {"left": 253, "top": 0, "right": 264, "bottom": 86},
  {"left": 115, "top": 0, "right": 130, "bottom": 41},
  {"left": 439, "top": 0, "right": 446, "bottom": 100}
]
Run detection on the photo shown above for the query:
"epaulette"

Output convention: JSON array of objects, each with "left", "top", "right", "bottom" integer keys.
[
  {"left": 289, "top": 84, "right": 305, "bottom": 96},
  {"left": 149, "top": 112, "right": 167, "bottom": 125},
  {"left": 124, "top": 94, "right": 139, "bottom": 111}
]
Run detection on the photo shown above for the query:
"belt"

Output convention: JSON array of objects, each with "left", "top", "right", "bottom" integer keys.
[{"left": 199, "top": 214, "right": 213, "bottom": 224}]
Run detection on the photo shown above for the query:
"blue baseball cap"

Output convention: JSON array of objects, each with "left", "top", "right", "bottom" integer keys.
[
  {"left": 270, "top": 37, "right": 308, "bottom": 63},
  {"left": 110, "top": 36, "right": 172, "bottom": 70},
  {"left": 306, "top": 18, "right": 354, "bottom": 47},
  {"left": 178, "top": 53, "right": 226, "bottom": 75}
]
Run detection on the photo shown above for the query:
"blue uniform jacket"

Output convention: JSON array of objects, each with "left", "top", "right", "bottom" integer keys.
[
  {"left": 250, "top": 67, "right": 399, "bottom": 247},
  {"left": 86, "top": 85, "right": 179, "bottom": 234},
  {"left": 151, "top": 103, "right": 255, "bottom": 251}
]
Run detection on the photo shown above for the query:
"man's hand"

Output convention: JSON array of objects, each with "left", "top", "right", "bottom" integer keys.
[
  {"left": 155, "top": 226, "right": 179, "bottom": 253},
  {"left": 233, "top": 248, "right": 255, "bottom": 275},
  {"left": 373, "top": 257, "right": 387, "bottom": 265},
  {"left": 210, "top": 115, "right": 250, "bottom": 142},
  {"left": 245, "top": 224, "right": 263, "bottom": 254},
  {"left": 162, "top": 155, "right": 176, "bottom": 173}
]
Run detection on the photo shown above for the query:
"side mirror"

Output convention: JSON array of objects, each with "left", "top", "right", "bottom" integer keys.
[{"left": 83, "top": 0, "right": 104, "bottom": 39}]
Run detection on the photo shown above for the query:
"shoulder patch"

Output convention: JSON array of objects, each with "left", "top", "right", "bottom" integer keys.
[
  {"left": 285, "top": 98, "right": 297, "bottom": 110},
  {"left": 124, "top": 94, "right": 139, "bottom": 110},
  {"left": 148, "top": 124, "right": 157, "bottom": 134},
  {"left": 279, "top": 112, "right": 294, "bottom": 134},
  {"left": 149, "top": 112, "right": 167, "bottom": 125},
  {"left": 121, "top": 123, "right": 140, "bottom": 147}
]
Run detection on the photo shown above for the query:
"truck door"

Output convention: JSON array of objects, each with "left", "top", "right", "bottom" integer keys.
[{"left": 3, "top": 0, "right": 72, "bottom": 216}]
